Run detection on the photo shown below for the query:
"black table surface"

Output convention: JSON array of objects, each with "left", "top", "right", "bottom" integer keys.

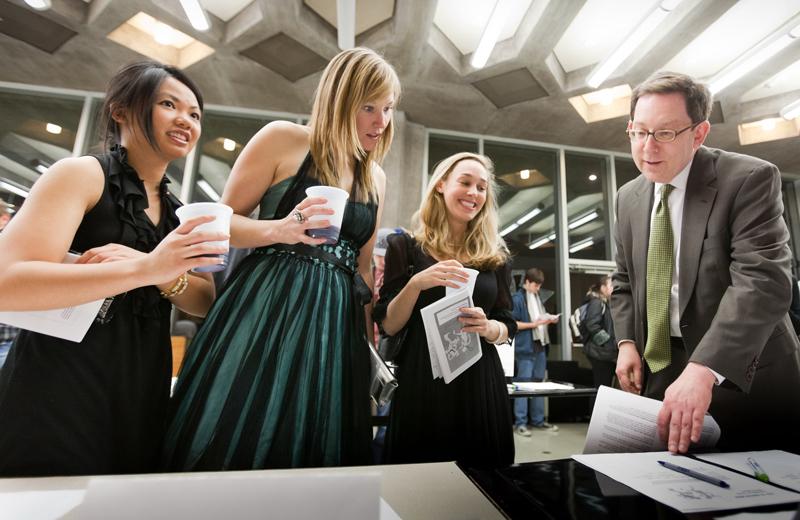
[{"left": 460, "top": 458, "right": 800, "bottom": 520}]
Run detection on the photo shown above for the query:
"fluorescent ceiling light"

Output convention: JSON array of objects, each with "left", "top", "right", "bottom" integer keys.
[
  {"left": 0, "top": 180, "right": 30, "bottom": 198},
  {"left": 709, "top": 34, "right": 794, "bottom": 94},
  {"left": 34, "top": 164, "right": 48, "bottom": 175},
  {"left": 568, "top": 210, "right": 599, "bottom": 230},
  {"left": 569, "top": 238, "right": 594, "bottom": 254},
  {"left": 586, "top": 0, "right": 683, "bottom": 88},
  {"left": 500, "top": 207, "right": 541, "bottom": 237},
  {"left": 470, "top": 0, "right": 511, "bottom": 69},
  {"left": 780, "top": 98, "right": 800, "bottom": 120},
  {"left": 179, "top": 0, "right": 210, "bottom": 31},
  {"left": 528, "top": 233, "right": 556, "bottom": 250},
  {"left": 500, "top": 223, "right": 519, "bottom": 237},
  {"left": 515, "top": 207, "right": 541, "bottom": 226},
  {"left": 222, "top": 138, "right": 236, "bottom": 151},
  {"left": 337, "top": 0, "right": 355, "bottom": 50},
  {"left": 197, "top": 179, "right": 220, "bottom": 201},
  {"left": 45, "top": 123, "right": 62, "bottom": 135},
  {"left": 24, "top": 0, "right": 51, "bottom": 10}
]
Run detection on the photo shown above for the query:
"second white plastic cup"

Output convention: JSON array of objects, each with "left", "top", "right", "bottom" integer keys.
[
  {"left": 446, "top": 267, "right": 479, "bottom": 297},
  {"left": 305, "top": 186, "right": 349, "bottom": 244},
  {"left": 175, "top": 202, "right": 233, "bottom": 272}
]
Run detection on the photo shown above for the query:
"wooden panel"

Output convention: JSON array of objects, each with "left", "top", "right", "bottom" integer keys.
[{"left": 171, "top": 336, "right": 187, "bottom": 377}]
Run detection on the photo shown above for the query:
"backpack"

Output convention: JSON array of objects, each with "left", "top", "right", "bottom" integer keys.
[
  {"left": 575, "top": 302, "right": 591, "bottom": 344},
  {"left": 573, "top": 300, "right": 606, "bottom": 344}
]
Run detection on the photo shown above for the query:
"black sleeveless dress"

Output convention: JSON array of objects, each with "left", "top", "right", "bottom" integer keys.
[
  {"left": 162, "top": 154, "right": 376, "bottom": 470},
  {"left": 0, "top": 146, "right": 178, "bottom": 476}
]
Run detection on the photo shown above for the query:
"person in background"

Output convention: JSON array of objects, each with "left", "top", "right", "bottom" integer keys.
[
  {"left": 374, "top": 152, "right": 517, "bottom": 469},
  {"left": 511, "top": 268, "right": 559, "bottom": 436},
  {"left": 0, "top": 61, "right": 222, "bottom": 476},
  {"left": 581, "top": 275, "right": 617, "bottom": 388},
  {"left": 612, "top": 71, "right": 800, "bottom": 453},
  {"left": 0, "top": 199, "right": 20, "bottom": 369},
  {"left": 162, "top": 47, "right": 401, "bottom": 470}
]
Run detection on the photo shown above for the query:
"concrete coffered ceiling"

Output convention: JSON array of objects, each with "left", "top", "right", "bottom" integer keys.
[{"left": 1, "top": 0, "right": 799, "bottom": 175}]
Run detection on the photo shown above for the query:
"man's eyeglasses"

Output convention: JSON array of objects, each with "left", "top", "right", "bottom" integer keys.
[{"left": 626, "top": 122, "right": 700, "bottom": 143}]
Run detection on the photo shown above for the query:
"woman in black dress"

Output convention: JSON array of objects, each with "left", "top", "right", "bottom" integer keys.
[
  {"left": 374, "top": 152, "right": 517, "bottom": 468},
  {"left": 0, "top": 61, "right": 224, "bottom": 476}
]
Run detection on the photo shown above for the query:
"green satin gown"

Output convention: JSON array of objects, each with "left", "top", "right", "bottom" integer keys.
[{"left": 162, "top": 155, "right": 376, "bottom": 470}]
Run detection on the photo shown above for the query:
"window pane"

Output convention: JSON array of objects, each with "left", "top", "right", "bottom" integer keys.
[
  {"left": 485, "top": 140, "right": 561, "bottom": 343},
  {"left": 0, "top": 90, "right": 85, "bottom": 204},
  {"left": 190, "top": 113, "right": 284, "bottom": 203},
  {"left": 614, "top": 157, "right": 639, "bottom": 189},
  {"left": 427, "top": 134, "right": 478, "bottom": 182},
  {"left": 565, "top": 152, "right": 609, "bottom": 261}
]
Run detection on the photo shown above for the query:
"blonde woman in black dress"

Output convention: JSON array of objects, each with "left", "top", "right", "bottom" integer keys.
[{"left": 374, "top": 152, "right": 517, "bottom": 468}]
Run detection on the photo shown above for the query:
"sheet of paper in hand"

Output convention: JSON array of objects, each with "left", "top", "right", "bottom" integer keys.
[
  {"left": 421, "top": 289, "right": 482, "bottom": 384},
  {"left": 0, "top": 253, "right": 105, "bottom": 342}
]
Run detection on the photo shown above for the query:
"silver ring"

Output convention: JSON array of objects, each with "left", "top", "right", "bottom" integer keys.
[{"left": 292, "top": 209, "right": 305, "bottom": 224}]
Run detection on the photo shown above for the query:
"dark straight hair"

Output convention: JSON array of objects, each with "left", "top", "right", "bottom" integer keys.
[{"left": 100, "top": 61, "right": 204, "bottom": 152}]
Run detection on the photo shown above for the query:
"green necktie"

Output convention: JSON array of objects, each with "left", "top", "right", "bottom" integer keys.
[{"left": 645, "top": 184, "right": 675, "bottom": 373}]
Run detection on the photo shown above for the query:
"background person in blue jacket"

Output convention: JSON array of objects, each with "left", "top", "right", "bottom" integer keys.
[{"left": 511, "top": 268, "right": 560, "bottom": 436}]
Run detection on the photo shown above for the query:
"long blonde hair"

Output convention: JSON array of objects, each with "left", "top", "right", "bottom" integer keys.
[
  {"left": 308, "top": 47, "right": 401, "bottom": 202},
  {"left": 413, "top": 152, "right": 508, "bottom": 270}
]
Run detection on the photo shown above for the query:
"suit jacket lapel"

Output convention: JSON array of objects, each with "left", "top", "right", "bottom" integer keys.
[
  {"left": 631, "top": 177, "right": 653, "bottom": 317},
  {"left": 679, "top": 147, "right": 718, "bottom": 317}
]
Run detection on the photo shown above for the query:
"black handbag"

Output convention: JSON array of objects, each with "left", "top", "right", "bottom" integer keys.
[{"left": 376, "top": 233, "right": 415, "bottom": 363}]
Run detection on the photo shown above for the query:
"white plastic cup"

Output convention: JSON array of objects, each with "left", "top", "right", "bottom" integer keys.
[
  {"left": 446, "top": 267, "right": 479, "bottom": 297},
  {"left": 175, "top": 202, "right": 233, "bottom": 272},
  {"left": 305, "top": 186, "right": 350, "bottom": 244}
]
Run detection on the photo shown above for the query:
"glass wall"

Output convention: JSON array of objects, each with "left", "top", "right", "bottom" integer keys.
[
  {"left": 0, "top": 89, "right": 88, "bottom": 209},
  {"left": 426, "top": 133, "right": 479, "bottom": 186},
  {"left": 189, "top": 112, "right": 284, "bottom": 204}
]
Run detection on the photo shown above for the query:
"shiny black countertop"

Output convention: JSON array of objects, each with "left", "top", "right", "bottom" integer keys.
[{"left": 460, "top": 458, "right": 800, "bottom": 520}]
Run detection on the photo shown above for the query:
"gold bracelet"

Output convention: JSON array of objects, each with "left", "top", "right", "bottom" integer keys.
[{"left": 159, "top": 272, "right": 189, "bottom": 299}]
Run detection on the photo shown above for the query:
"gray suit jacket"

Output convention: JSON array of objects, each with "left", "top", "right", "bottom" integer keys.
[{"left": 611, "top": 146, "right": 800, "bottom": 450}]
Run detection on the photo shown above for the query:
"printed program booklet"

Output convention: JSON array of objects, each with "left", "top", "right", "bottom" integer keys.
[{"left": 421, "top": 289, "right": 481, "bottom": 384}]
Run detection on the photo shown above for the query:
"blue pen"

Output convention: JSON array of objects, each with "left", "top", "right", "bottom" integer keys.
[
  {"left": 746, "top": 457, "right": 770, "bottom": 483},
  {"left": 658, "top": 460, "right": 730, "bottom": 488}
]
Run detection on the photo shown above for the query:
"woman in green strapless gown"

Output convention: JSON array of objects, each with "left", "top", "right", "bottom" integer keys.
[{"left": 162, "top": 48, "right": 401, "bottom": 470}]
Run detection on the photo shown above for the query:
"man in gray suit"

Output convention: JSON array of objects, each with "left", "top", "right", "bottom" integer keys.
[{"left": 612, "top": 71, "right": 800, "bottom": 454}]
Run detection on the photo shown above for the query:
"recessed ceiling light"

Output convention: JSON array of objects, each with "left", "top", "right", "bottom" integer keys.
[
  {"left": 588, "top": 174, "right": 598, "bottom": 181},
  {"left": 23, "top": 0, "right": 51, "bottom": 10},
  {"left": 107, "top": 12, "right": 215, "bottom": 68},
  {"left": 519, "top": 169, "right": 530, "bottom": 180},
  {"left": 45, "top": 123, "right": 62, "bottom": 134},
  {"left": 780, "top": 98, "right": 800, "bottom": 120},
  {"left": 739, "top": 117, "right": 799, "bottom": 145},
  {"left": 222, "top": 138, "right": 236, "bottom": 151},
  {"left": 569, "top": 84, "right": 631, "bottom": 123}
]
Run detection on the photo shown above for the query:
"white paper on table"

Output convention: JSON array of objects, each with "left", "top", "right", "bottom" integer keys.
[
  {"left": 583, "top": 386, "right": 720, "bottom": 454},
  {"left": 512, "top": 381, "right": 575, "bottom": 392},
  {"left": 696, "top": 450, "right": 800, "bottom": 493},
  {"left": 0, "top": 490, "right": 85, "bottom": 520},
  {"left": 74, "top": 471, "right": 380, "bottom": 520},
  {"left": 421, "top": 289, "right": 481, "bottom": 384},
  {"left": 573, "top": 451, "right": 800, "bottom": 514},
  {"left": 0, "top": 253, "right": 105, "bottom": 343}
]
